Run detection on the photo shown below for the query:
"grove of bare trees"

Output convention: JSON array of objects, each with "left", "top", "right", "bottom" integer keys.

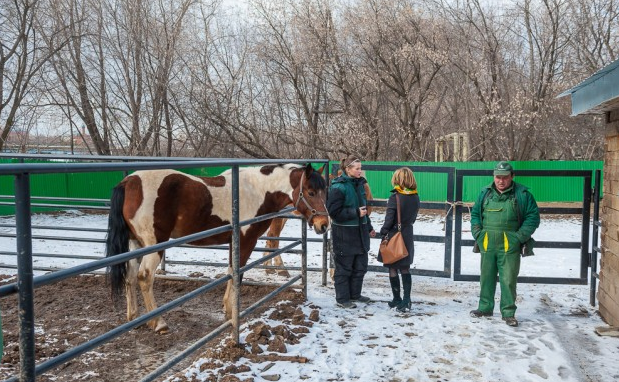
[{"left": 1, "top": 0, "right": 617, "bottom": 161}]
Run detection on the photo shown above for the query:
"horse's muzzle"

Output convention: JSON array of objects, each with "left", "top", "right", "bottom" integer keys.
[{"left": 313, "top": 222, "right": 329, "bottom": 235}]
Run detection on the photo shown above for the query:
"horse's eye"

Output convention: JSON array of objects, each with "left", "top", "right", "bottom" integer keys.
[{"left": 308, "top": 191, "right": 315, "bottom": 197}]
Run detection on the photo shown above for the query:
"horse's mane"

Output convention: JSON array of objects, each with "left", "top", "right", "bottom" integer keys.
[{"left": 306, "top": 167, "right": 327, "bottom": 190}]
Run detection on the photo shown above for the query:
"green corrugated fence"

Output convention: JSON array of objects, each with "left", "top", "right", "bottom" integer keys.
[
  {"left": 360, "top": 160, "right": 603, "bottom": 202},
  {"left": 0, "top": 159, "right": 604, "bottom": 216}
]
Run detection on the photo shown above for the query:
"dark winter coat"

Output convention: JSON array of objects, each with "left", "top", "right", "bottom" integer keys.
[
  {"left": 327, "top": 175, "right": 374, "bottom": 255},
  {"left": 377, "top": 190, "right": 420, "bottom": 268}
]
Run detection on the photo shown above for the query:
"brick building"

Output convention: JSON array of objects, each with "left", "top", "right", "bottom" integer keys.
[{"left": 560, "top": 59, "right": 619, "bottom": 327}]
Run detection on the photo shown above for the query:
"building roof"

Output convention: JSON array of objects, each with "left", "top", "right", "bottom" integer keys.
[{"left": 557, "top": 59, "right": 619, "bottom": 116}]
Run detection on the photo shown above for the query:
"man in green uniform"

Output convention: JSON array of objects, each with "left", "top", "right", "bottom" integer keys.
[{"left": 470, "top": 161, "right": 540, "bottom": 327}]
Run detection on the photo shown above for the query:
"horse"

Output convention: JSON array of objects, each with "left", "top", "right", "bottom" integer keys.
[
  {"left": 105, "top": 163, "right": 329, "bottom": 333},
  {"left": 262, "top": 170, "right": 373, "bottom": 278}
]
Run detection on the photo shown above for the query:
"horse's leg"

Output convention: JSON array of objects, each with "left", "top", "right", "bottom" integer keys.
[
  {"left": 125, "top": 239, "right": 141, "bottom": 322},
  {"left": 223, "top": 266, "right": 233, "bottom": 319},
  {"left": 262, "top": 218, "right": 290, "bottom": 277},
  {"left": 223, "top": 243, "right": 255, "bottom": 319},
  {"left": 273, "top": 251, "right": 290, "bottom": 277},
  {"left": 262, "top": 221, "right": 276, "bottom": 275},
  {"left": 137, "top": 251, "right": 168, "bottom": 333}
]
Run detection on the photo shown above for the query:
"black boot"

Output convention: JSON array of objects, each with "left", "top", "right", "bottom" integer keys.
[
  {"left": 397, "top": 274, "right": 412, "bottom": 312},
  {"left": 388, "top": 276, "right": 402, "bottom": 308}
]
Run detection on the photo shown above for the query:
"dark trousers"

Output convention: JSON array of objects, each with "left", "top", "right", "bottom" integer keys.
[{"left": 333, "top": 252, "right": 368, "bottom": 303}]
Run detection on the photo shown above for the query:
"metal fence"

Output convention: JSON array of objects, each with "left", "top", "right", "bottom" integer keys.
[
  {"left": 453, "top": 169, "right": 598, "bottom": 287},
  {"left": 0, "top": 158, "right": 328, "bottom": 382}
]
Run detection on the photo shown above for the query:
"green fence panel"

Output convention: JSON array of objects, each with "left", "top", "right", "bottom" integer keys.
[{"left": 353, "top": 160, "right": 603, "bottom": 203}]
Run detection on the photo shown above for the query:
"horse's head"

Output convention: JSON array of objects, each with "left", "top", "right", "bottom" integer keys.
[{"left": 292, "top": 164, "right": 329, "bottom": 234}]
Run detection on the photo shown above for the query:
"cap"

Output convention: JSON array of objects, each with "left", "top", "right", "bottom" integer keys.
[{"left": 493, "top": 161, "right": 513, "bottom": 176}]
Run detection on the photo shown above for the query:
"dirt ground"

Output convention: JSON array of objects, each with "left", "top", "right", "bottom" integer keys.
[{"left": 0, "top": 274, "right": 308, "bottom": 382}]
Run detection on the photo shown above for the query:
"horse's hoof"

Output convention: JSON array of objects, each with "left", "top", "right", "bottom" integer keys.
[
  {"left": 265, "top": 269, "right": 276, "bottom": 275},
  {"left": 155, "top": 322, "right": 169, "bottom": 334}
]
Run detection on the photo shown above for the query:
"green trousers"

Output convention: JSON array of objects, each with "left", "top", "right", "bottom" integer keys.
[
  {"left": 476, "top": 196, "right": 521, "bottom": 318},
  {"left": 478, "top": 234, "right": 521, "bottom": 317}
]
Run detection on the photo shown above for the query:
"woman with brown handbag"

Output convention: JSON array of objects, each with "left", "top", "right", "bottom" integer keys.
[{"left": 377, "top": 167, "right": 420, "bottom": 312}]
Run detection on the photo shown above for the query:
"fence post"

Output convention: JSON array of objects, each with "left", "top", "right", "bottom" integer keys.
[
  {"left": 590, "top": 170, "right": 601, "bottom": 306},
  {"left": 301, "top": 218, "right": 308, "bottom": 299},
  {"left": 15, "top": 173, "right": 35, "bottom": 382},
  {"left": 231, "top": 165, "right": 241, "bottom": 344}
]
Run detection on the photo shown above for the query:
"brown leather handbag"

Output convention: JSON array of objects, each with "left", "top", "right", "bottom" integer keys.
[{"left": 379, "top": 194, "right": 409, "bottom": 264}]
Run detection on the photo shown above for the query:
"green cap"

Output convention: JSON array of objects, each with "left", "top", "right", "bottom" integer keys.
[{"left": 493, "top": 161, "right": 513, "bottom": 176}]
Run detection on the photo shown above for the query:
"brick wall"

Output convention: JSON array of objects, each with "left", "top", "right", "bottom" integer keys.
[{"left": 600, "top": 109, "right": 619, "bottom": 326}]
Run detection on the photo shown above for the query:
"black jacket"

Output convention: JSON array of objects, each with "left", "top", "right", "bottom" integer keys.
[
  {"left": 327, "top": 176, "right": 374, "bottom": 255},
  {"left": 378, "top": 191, "right": 420, "bottom": 267}
]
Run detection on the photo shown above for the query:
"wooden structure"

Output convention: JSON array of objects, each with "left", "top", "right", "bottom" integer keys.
[{"left": 559, "top": 59, "right": 619, "bottom": 326}]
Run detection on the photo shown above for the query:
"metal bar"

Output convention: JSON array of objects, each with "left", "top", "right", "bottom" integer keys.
[
  {"left": 15, "top": 173, "right": 36, "bottom": 382},
  {"left": 590, "top": 170, "right": 601, "bottom": 306},
  {"left": 0, "top": 234, "right": 105, "bottom": 243},
  {"left": 459, "top": 239, "right": 583, "bottom": 249},
  {"left": 0, "top": 251, "right": 102, "bottom": 260},
  {"left": 0, "top": 202, "right": 109, "bottom": 210},
  {"left": 231, "top": 165, "right": 241, "bottom": 343},
  {"left": 581, "top": 175, "right": 592, "bottom": 280},
  {"left": 366, "top": 265, "right": 451, "bottom": 278},
  {"left": 444, "top": 167, "right": 455, "bottom": 276},
  {"left": 455, "top": 274, "right": 588, "bottom": 285},
  {"left": 0, "top": 153, "right": 328, "bottom": 166},
  {"left": 302, "top": 218, "right": 308, "bottom": 299},
  {"left": 239, "top": 275, "right": 302, "bottom": 320},
  {"left": 0, "top": 158, "right": 329, "bottom": 175},
  {"left": 239, "top": 241, "right": 301, "bottom": 274},
  {"left": 453, "top": 172, "right": 464, "bottom": 279},
  {"left": 323, "top": 164, "right": 333, "bottom": 287},
  {"left": 0, "top": 195, "right": 109, "bottom": 203},
  {"left": 0, "top": 224, "right": 108, "bottom": 233}
]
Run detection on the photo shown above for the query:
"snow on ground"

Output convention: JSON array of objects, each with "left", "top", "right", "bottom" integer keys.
[{"left": 1, "top": 211, "right": 618, "bottom": 382}]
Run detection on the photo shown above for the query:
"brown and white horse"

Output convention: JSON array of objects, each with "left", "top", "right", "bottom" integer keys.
[
  {"left": 262, "top": 170, "right": 373, "bottom": 278},
  {"left": 105, "top": 163, "right": 329, "bottom": 333}
]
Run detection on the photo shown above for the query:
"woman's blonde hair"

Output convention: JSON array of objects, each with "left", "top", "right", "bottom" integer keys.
[{"left": 392, "top": 167, "right": 417, "bottom": 190}]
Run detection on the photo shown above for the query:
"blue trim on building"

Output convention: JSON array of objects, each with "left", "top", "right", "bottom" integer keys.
[{"left": 558, "top": 59, "right": 619, "bottom": 116}]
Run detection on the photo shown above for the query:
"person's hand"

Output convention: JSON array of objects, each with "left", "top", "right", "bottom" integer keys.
[
  {"left": 359, "top": 206, "right": 368, "bottom": 217},
  {"left": 369, "top": 229, "right": 376, "bottom": 238}
]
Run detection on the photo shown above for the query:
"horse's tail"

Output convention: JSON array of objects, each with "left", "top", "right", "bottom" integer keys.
[{"left": 105, "top": 183, "right": 129, "bottom": 303}]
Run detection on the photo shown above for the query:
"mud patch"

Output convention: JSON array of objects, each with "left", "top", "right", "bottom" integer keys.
[{"left": 0, "top": 274, "right": 305, "bottom": 381}]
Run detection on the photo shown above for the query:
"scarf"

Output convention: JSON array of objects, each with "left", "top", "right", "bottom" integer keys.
[{"left": 394, "top": 185, "right": 418, "bottom": 195}]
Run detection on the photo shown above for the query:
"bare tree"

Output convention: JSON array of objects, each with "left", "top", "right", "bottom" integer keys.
[{"left": 0, "top": 0, "right": 66, "bottom": 152}]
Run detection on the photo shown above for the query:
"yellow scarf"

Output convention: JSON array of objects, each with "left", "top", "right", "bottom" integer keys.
[{"left": 394, "top": 185, "right": 418, "bottom": 195}]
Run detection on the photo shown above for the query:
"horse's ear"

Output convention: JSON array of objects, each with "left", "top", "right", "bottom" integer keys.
[
  {"left": 317, "top": 164, "right": 326, "bottom": 175},
  {"left": 304, "top": 163, "right": 314, "bottom": 176}
]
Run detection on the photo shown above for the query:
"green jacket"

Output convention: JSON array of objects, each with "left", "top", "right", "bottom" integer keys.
[
  {"left": 328, "top": 175, "right": 370, "bottom": 226},
  {"left": 470, "top": 181, "right": 540, "bottom": 244}
]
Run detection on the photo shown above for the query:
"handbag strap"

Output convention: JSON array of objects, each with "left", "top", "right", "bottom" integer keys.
[{"left": 396, "top": 194, "right": 402, "bottom": 231}]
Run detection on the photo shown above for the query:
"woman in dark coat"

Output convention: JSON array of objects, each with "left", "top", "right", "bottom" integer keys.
[
  {"left": 378, "top": 167, "right": 420, "bottom": 312},
  {"left": 327, "top": 155, "right": 376, "bottom": 309}
]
